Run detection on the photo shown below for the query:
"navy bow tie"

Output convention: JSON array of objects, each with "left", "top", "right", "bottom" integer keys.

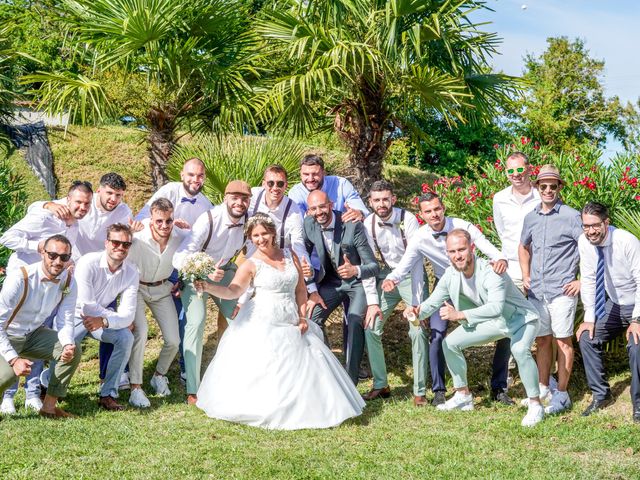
[
  {"left": 181, "top": 197, "right": 196, "bottom": 205},
  {"left": 322, "top": 227, "right": 334, "bottom": 232},
  {"left": 378, "top": 222, "right": 393, "bottom": 228},
  {"left": 226, "top": 223, "right": 244, "bottom": 229},
  {"left": 432, "top": 231, "right": 448, "bottom": 239}
]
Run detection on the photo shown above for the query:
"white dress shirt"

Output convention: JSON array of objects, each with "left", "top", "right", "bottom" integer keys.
[
  {"left": 0, "top": 262, "right": 77, "bottom": 363},
  {"left": 0, "top": 200, "right": 80, "bottom": 271},
  {"left": 28, "top": 196, "right": 132, "bottom": 256},
  {"left": 247, "top": 186, "right": 308, "bottom": 262},
  {"left": 364, "top": 207, "right": 424, "bottom": 305},
  {"left": 387, "top": 216, "right": 505, "bottom": 283},
  {"left": 128, "top": 219, "right": 188, "bottom": 283},
  {"left": 173, "top": 205, "right": 247, "bottom": 270},
  {"left": 492, "top": 185, "right": 540, "bottom": 280},
  {"left": 74, "top": 251, "right": 139, "bottom": 331},
  {"left": 579, "top": 226, "right": 640, "bottom": 322},
  {"left": 136, "top": 182, "right": 214, "bottom": 228}
]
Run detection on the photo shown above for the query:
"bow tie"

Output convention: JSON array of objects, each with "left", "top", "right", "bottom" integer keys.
[
  {"left": 322, "top": 227, "right": 334, "bottom": 232},
  {"left": 42, "top": 277, "right": 60, "bottom": 284},
  {"left": 226, "top": 223, "right": 244, "bottom": 229},
  {"left": 377, "top": 222, "right": 393, "bottom": 228},
  {"left": 432, "top": 231, "right": 448, "bottom": 239},
  {"left": 181, "top": 197, "right": 196, "bottom": 205}
]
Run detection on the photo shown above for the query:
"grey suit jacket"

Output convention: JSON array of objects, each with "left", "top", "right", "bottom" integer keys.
[
  {"left": 303, "top": 211, "right": 379, "bottom": 286},
  {"left": 418, "top": 257, "right": 539, "bottom": 333}
]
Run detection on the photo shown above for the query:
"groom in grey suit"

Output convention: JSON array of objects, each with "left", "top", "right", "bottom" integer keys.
[{"left": 303, "top": 191, "right": 380, "bottom": 384}]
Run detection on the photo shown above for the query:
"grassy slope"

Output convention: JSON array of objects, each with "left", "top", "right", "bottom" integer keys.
[{"left": 1, "top": 126, "right": 639, "bottom": 479}]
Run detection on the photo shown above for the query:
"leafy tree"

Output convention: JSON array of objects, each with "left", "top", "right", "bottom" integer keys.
[
  {"left": 255, "top": 0, "right": 519, "bottom": 193},
  {"left": 515, "top": 37, "right": 624, "bottom": 151},
  {"left": 24, "top": 0, "right": 258, "bottom": 189}
]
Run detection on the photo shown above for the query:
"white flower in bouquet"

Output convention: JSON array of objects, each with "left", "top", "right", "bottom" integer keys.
[{"left": 180, "top": 252, "right": 217, "bottom": 297}]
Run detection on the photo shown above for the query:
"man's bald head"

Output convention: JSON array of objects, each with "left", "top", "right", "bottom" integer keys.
[
  {"left": 307, "top": 190, "right": 333, "bottom": 227},
  {"left": 180, "top": 157, "right": 206, "bottom": 196},
  {"left": 308, "top": 190, "right": 330, "bottom": 207}
]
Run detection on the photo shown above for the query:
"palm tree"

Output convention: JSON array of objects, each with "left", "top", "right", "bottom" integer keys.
[
  {"left": 255, "top": 0, "right": 520, "bottom": 192},
  {"left": 24, "top": 0, "right": 258, "bottom": 189}
]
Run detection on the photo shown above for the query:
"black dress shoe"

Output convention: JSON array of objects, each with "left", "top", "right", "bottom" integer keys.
[
  {"left": 491, "top": 389, "right": 515, "bottom": 406},
  {"left": 358, "top": 365, "right": 372, "bottom": 380},
  {"left": 431, "top": 391, "right": 446, "bottom": 406},
  {"left": 633, "top": 403, "right": 640, "bottom": 423},
  {"left": 581, "top": 394, "right": 613, "bottom": 416}
]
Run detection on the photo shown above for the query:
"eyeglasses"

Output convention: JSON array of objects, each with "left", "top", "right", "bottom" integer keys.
[
  {"left": 154, "top": 219, "right": 173, "bottom": 225},
  {"left": 538, "top": 183, "right": 559, "bottom": 192},
  {"left": 108, "top": 239, "right": 132, "bottom": 249},
  {"left": 582, "top": 221, "right": 605, "bottom": 231},
  {"left": 44, "top": 251, "right": 72, "bottom": 262},
  {"left": 506, "top": 167, "right": 526, "bottom": 175},
  {"left": 266, "top": 180, "right": 286, "bottom": 188}
]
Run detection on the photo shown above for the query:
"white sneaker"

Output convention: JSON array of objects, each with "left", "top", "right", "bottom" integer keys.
[
  {"left": 436, "top": 392, "right": 474, "bottom": 411},
  {"left": 25, "top": 396, "right": 43, "bottom": 412},
  {"left": 521, "top": 402, "right": 545, "bottom": 427},
  {"left": 40, "top": 368, "right": 51, "bottom": 389},
  {"left": 118, "top": 372, "right": 130, "bottom": 390},
  {"left": 545, "top": 390, "right": 572, "bottom": 415},
  {"left": 180, "top": 371, "right": 187, "bottom": 385},
  {"left": 520, "top": 384, "right": 551, "bottom": 407},
  {"left": 548, "top": 375, "right": 559, "bottom": 394},
  {"left": 150, "top": 375, "right": 171, "bottom": 397},
  {"left": 128, "top": 388, "right": 151, "bottom": 408},
  {"left": 0, "top": 398, "right": 16, "bottom": 415}
]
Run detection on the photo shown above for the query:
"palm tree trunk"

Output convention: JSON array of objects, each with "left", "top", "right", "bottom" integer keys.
[{"left": 147, "top": 105, "right": 178, "bottom": 190}]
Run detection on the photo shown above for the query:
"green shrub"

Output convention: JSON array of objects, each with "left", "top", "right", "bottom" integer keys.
[{"left": 0, "top": 158, "right": 27, "bottom": 276}]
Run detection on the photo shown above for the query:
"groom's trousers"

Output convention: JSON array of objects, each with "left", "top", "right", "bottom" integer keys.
[
  {"left": 181, "top": 264, "right": 237, "bottom": 395},
  {"left": 310, "top": 278, "right": 367, "bottom": 385}
]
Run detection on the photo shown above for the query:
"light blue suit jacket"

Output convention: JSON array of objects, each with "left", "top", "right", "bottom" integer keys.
[{"left": 418, "top": 257, "right": 539, "bottom": 333}]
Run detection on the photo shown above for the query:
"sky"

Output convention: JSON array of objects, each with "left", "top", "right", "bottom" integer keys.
[{"left": 473, "top": 0, "right": 640, "bottom": 158}]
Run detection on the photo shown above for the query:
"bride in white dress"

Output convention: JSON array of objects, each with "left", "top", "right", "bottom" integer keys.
[{"left": 194, "top": 214, "right": 365, "bottom": 430}]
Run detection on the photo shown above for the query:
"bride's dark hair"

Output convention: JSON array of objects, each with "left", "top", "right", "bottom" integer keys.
[{"left": 245, "top": 213, "right": 278, "bottom": 245}]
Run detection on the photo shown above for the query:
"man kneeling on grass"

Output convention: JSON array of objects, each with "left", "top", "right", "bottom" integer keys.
[{"left": 405, "top": 228, "right": 545, "bottom": 427}]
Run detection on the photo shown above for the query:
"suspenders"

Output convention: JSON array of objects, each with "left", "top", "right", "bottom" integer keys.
[
  {"left": 371, "top": 209, "right": 407, "bottom": 269},
  {"left": 252, "top": 190, "right": 293, "bottom": 249},
  {"left": 202, "top": 209, "right": 248, "bottom": 262}
]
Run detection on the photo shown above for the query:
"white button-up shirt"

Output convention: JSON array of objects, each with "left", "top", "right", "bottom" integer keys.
[
  {"left": 247, "top": 186, "right": 308, "bottom": 262},
  {"left": 74, "top": 251, "right": 139, "bottom": 331},
  {"left": 0, "top": 262, "right": 77, "bottom": 363},
  {"left": 364, "top": 207, "right": 424, "bottom": 305},
  {"left": 136, "top": 182, "right": 214, "bottom": 229},
  {"left": 28, "top": 197, "right": 132, "bottom": 255},
  {"left": 0, "top": 201, "right": 80, "bottom": 271},
  {"left": 128, "top": 219, "right": 188, "bottom": 283},
  {"left": 387, "top": 216, "right": 505, "bottom": 283},
  {"left": 492, "top": 185, "right": 540, "bottom": 280},
  {"left": 579, "top": 226, "right": 640, "bottom": 322},
  {"left": 173, "top": 205, "right": 247, "bottom": 270}
]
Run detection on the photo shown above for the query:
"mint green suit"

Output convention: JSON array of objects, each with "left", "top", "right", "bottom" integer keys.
[{"left": 418, "top": 257, "right": 541, "bottom": 398}]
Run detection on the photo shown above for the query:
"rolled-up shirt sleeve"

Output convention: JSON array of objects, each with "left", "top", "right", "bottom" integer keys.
[
  {"left": 55, "top": 280, "right": 78, "bottom": 347},
  {"left": 102, "top": 272, "right": 139, "bottom": 329},
  {"left": 0, "top": 274, "right": 23, "bottom": 362}
]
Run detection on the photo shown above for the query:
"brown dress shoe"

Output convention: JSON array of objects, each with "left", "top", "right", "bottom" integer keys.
[
  {"left": 187, "top": 394, "right": 198, "bottom": 405},
  {"left": 98, "top": 396, "right": 125, "bottom": 411},
  {"left": 362, "top": 386, "right": 391, "bottom": 401},
  {"left": 39, "top": 407, "right": 76, "bottom": 419},
  {"left": 413, "top": 395, "right": 428, "bottom": 407}
]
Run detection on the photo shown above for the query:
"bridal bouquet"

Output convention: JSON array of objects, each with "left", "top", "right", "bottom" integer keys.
[{"left": 179, "top": 252, "right": 217, "bottom": 298}]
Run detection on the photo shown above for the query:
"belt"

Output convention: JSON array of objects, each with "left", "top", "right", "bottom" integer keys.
[{"left": 140, "top": 278, "right": 170, "bottom": 287}]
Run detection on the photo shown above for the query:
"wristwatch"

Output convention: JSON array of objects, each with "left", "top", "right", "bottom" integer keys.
[
  {"left": 102, "top": 317, "right": 109, "bottom": 328},
  {"left": 631, "top": 317, "right": 640, "bottom": 325}
]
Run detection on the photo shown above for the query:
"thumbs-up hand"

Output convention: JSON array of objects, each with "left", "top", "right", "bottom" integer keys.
[
  {"left": 337, "top": 253, "right": 358, "bottom": 279},
  {"left": 300, "top": 256, "right": 313, "bottom": 279},
  {"left": 439, "top": 300, "right": 464, "bottom": 322},
  {"left": 208, "top": 259, "right": 225, "bottom": 283},
  {"left": 128, "top": 217, "right": 144, "bottom": 233}
]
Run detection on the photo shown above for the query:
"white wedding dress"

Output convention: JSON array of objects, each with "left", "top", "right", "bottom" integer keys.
[{"left": 196, "top": 250, "right": 365, "bottom": 430}]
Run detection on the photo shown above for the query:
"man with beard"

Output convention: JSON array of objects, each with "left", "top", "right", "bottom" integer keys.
[
  {"left": 407, "top": 229, "right": 544, "bottom": 427},
  {"left": 360, "top": 180, "right": 429, "bottom": 406},
  {"left": 173, "top": 180, "right": 251, "bottom": 404},
  {"left": 382, "top": 192, "right": 510, "bottom": 406},
  {"left": 126, "top": 198, "right": 188, "bottom": 408},
  {"left": 0, "top": 181, "right": 91, "bottom": 414},
  {"left": 136, "top": 157, "right": 214, "bottom": 384},
  {"left": 302, "top": 190, "right": 379, "bottom": 385},
  {"left": 576, "top": 202, "right": 640, "bottom": 422},
  {"left": 0, "top": 234, "right": 82, "bottom": 419}
]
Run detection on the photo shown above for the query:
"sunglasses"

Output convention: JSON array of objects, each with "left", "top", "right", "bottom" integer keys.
[
  {"left": 44, "top": 251, "right": 72, "bottom": 262},
  {"left": 506, "top": 167, "right": 526, "bottom": 175},
  {"left": 538, "top": 183, "right": 559, "bottom": 191},
  {"left": 266, "top": 180, "right": 286, "bottom": 188},
  {"left": 108, "top": 239, "right": 132, "bottom": 249},
  {"left": 154, "top": 219, "right": 174, "bottom": 225}
]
